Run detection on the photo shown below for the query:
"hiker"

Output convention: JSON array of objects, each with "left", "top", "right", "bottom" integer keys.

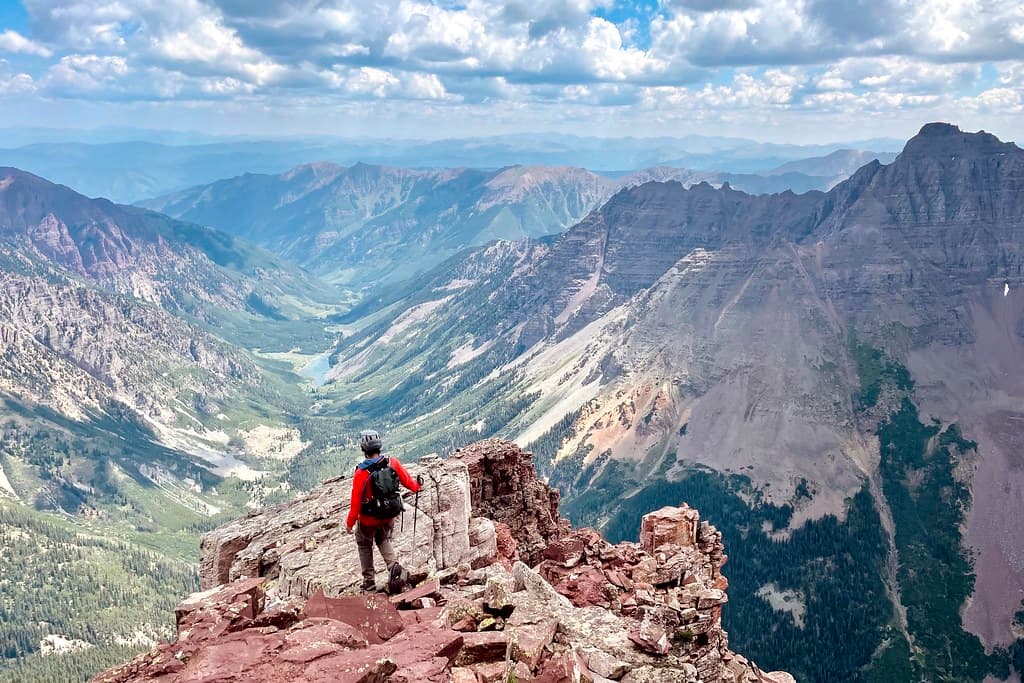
[{"left": 345, "top": 430, "right": 422, "bottom": 593}]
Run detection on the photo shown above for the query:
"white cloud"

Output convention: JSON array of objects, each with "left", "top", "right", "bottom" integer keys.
[
  {"left": 1, "top": 0, "right": 1023, "bottom": 140},
  {"left": 45, "top": 54, "right": 130, "bottom": 93},
  {"left": 829, "top": 57, "right": 981, "bottom": 94},
  {"left": 0, "top": 30, "right": 52, "bottom": 57},
  {"left": 964, "top": 87, "right": 1023, "bottom": 113},
  {"left": 326, "top": 65, "right": 451, "bottom": 101},
  {"left": 0, "top": 62, "right": 36, "bottom": 96}
]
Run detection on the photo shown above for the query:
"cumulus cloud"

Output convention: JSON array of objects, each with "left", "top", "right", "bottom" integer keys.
[
  {"left": 653, "top": 0, "right": 1024, "bottom": 66},
  {"left": 0, "top": 29, "right": 52, "bottom": 57},
  {"left": 0, "top": 59, "right": 36, "bottom": 96},
  {"left": 44, "top": 54, "right": 130, "bottom": 94},
  {"left": 325, "top": 65, "right": 451, "bottom": 100},
  {"left": 0, "top": 0, "right": 1021, "bottom": 138}
]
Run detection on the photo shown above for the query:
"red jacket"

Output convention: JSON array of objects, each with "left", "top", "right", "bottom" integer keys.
[{"left": 346, "top": 456, "right": 420, "bottom": 529}]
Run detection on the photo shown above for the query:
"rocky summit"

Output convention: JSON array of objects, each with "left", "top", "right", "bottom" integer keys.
[{"left": 93, "top": 440, "right": 792, "bottom": 683}]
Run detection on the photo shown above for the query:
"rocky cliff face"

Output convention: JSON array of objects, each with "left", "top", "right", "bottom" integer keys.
[
  {"left": 0, "top": 166, "right": 335, "bottom": 535},
  {"left": 95, "top": 440, "right": 792, "bottom": 683},
  {"left": 0, "top": 166, "right": 330, "bottom": 318}
]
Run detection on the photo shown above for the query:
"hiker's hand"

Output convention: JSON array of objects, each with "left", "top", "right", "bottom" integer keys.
[{"left": 346, "top": 525, "right": 354, "bottom": 534}]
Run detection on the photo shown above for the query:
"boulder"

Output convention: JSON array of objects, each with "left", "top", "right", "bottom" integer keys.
[
  {"left": 175, "top": 576, "right": 266, "bottom": 629},
  {"left": 455, "top": 631, "right": 508, "bottom": 666},
  {"left": 302, "top": 590, "right": 404, "bottom": 643},
  {"left": 284, "top": 618, "right": 370, "bottom": 650},
  {"left": 639, "top": 505, "right": 699, "bottom": 555}
]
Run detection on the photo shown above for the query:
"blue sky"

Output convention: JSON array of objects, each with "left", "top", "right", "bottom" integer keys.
[{"left": 0, "top": 0, "right": 1022, "bottom": 143}]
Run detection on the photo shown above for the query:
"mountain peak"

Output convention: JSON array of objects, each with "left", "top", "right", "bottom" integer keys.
[{"left": 900, "top": 122, "right": 1017, "bottom": 159}]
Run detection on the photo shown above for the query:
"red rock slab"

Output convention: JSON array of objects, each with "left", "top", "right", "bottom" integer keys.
[
  {"left": 294, "top": 650, "right": 398, "bottom": 683},
  {"left": 252, "top": 597, "right": 303, "bottom": 630},
  {"left": 285, "top": 618, "right": 370, "bottom": 650},
  {"left": 176, "top": 604, "right": 254, "bottom": 648},
  {"left": 386, "top": 622, "right": 466, "bottom": 666},
  {"left": 303, "top": 589, "right": 404, "bottom": 644},
  {"left": 471, "top": 660, "right": 532, "bottom": 682},
  {"left": 450, "top": 616, "right": 479, "bottom": 632},
  {"left": 398, "top": 605, "right": 445, "bottom": 627},
  {"left": 454, "top": 630, "right": 509, "bottom": 666},
  {"left": 604, "top": 569, "right": 634, "bottom": 591},
  {"left": 508, "top": 617, "right": 558, "bottom": 670},
  {"left": 175, "top": 576, "right": 267, "bottom": 629},
  {"left": 533, "top": 650, "right": 588, "bottom": 683},
  {"left": 174, "top": 631, "right": 287, "bottom": 682},
  {"left": 539, "top": 563, "right": 610, "bottom": 608},
  {"left": 391, "top": 579, "right": 441, "bottom": 608},
  {"left": 279, "top": 641, "right": 346, "bottom": 665},
  {"left": 628, "top": 624, "right": 671, "bottom": 656},
  {"left": 296, "top": 623, "right": 463, "bottom": 683},
  {"left": 542, "top": 535, "right": 587, "bottom": 565},
  {"left": 451, "top": 667, "right": 478, "bottom": 683},
  {"left": 390, "top": 656, "right": 452, "bottom": 683}
]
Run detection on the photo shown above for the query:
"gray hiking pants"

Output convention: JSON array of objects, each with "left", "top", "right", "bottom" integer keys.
[{"left": 355, "top": 519, "right": 397, "bottom": 590}]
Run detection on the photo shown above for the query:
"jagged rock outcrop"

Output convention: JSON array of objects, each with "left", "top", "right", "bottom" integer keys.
[
  {"left": 97, "top": 440, "right": 792, "bottom": 683},
  {"left": 453, "top": 440, "right": 570, "bottom": 565}
]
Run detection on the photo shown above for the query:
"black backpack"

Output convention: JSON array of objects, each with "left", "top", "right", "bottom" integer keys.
[{"left": 361, "top": 458, "right": 404, "bottom": 519}]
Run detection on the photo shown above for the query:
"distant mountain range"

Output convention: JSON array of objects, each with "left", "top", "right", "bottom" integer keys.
[
  {"left": 139, "top": 152, "right": 894, "bottom": 287},
  {"left": 140, "top": 163, "right": 611, "bottom": 287},
  {"left": 0, "top": 129, "right": 902, "bottom": 203}
]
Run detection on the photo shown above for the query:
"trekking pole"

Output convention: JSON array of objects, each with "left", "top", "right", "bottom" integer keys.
[{"left": 413, "top": 475, "right": 422, "bottom": 546}]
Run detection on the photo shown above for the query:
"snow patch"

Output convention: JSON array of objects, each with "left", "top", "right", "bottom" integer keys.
[
  {"left": 40, "top": 634, "right": 92, "bottom": 656},
  {"left": 0, "top": 463, "right": 17, "bottom": 499},
  {"left": 379, "top": 297, "right": 452, "bottom": 344},
  {"left": 239, "top": 425, "right": 309, "bottom": 461},
  {"left": 441, "top": 278, "right": 476, "bottom": 290},
  {"left": 144, "top": 416, "right": 268, "bottom": 481},
  {"left": 448, "top": 337, "right": 495, "bottom": 368},
  {"left": 756, "top": 583, "right": 806, "bottom": 628}
]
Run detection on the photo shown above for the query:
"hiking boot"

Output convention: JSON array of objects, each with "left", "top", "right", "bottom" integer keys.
[{"left": 386, "top": 563, "right": 409, "bottom": 595}]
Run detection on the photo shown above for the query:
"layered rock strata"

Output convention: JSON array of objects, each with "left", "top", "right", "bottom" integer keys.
[{"left": 98, "top": 440, "right": 791, "bottom": 683}]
